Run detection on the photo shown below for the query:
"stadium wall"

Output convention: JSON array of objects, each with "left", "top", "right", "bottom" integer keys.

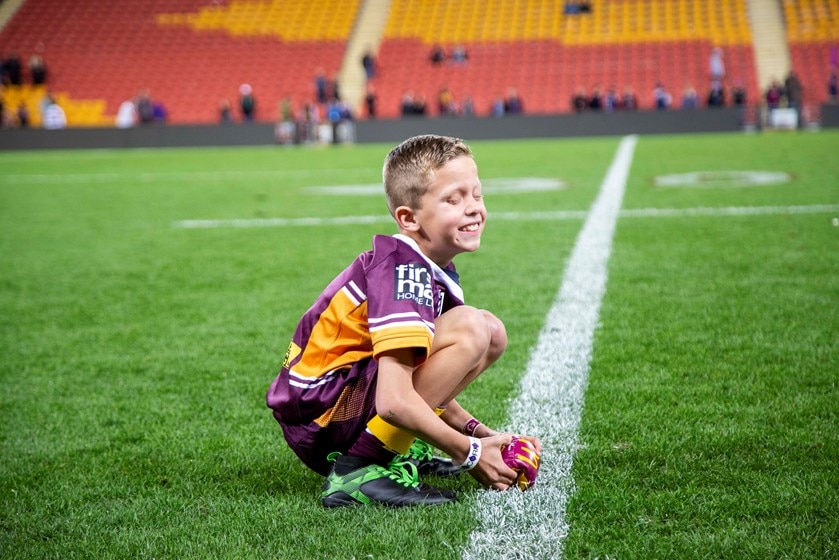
[
  {"left": 821, "top": 104, "right": 839, "bottom": 128},
  {"left": 1, "top": 106, "right": 831, "bottom": 151}
]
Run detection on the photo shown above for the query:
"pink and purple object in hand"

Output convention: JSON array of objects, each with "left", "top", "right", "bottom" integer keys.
[{"left": 500, "top": 436, "right": 541, "bottom": 491}]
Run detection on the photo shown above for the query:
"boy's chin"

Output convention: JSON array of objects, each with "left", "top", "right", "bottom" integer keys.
[{"left": 458, "top": 239, "right": 481, "bottom": 253}]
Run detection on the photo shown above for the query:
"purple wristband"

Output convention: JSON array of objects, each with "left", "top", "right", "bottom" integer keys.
[{"left": 463, "top": 418, "right": 481, "bottom": 436}]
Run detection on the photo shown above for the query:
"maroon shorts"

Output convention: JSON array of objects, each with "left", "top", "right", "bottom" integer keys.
[{"left": 273, "top": 358, "right": 379, "bottom": 476}]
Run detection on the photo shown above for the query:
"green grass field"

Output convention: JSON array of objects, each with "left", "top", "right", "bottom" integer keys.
[{"left": 1, "top": 131, "right": 837, "bottom": 559}]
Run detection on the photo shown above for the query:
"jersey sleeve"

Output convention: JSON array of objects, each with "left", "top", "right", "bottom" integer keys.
[{"left": 364, "top": 238, "right": 438, "bottom": 362}]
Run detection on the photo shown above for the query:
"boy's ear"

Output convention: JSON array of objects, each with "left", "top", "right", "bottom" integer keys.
[{"left": 393, "top": 205, "right": 420, "bottom": 231}]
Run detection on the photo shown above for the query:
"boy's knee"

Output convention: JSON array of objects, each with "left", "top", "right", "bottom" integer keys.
[
  {"left": 483, "top": 311, "right": 507, "bottom": 360},
  {"left": 440, "top": 306, "right": 506, "bottom": 360}
]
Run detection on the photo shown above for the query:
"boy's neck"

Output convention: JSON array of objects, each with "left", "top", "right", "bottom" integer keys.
[{"left": 392, "top": 232, "right": 451, "bottom": 269}]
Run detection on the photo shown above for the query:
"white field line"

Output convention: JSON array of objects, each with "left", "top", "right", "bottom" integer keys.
[
  {"left": 462, "top": 135, "right": 638, "bottom": 560},
  {"left": 172, "top": 204, "right": 839, "bottom": 229},
  {"left": 0, "top": 168, "right": 369, "bottom": 184}
]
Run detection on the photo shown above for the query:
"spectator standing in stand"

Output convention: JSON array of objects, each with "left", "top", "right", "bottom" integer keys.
[
  {"left": 2, "top": 52, "right": 22, "bottom": 85},
  {"left": 219, "top": 98, "right": 233, "bottom": 123},
  {"left": 681, "top": 85, "right": 699, "bottom": 109},
  {"left": 275, "top": 96, "right": 296, "bottom": 144},
  {"left": 361, "top": 48, "right": 376, "bottom": 81},
  {"left": 365, "top": 83, "right": 377, "bottom": 119},
  {"left": 709, "top": 47, "right": 725, "bottom": 82},
  {"left": 707, "top": 81, "right": 725, "bottom": 107},
  {"left": 571, "top": 87, "right": 588, "bottom": 112},
  {"left": 329, "top": 73, "right": 341, "bottom": 102},
  {"left": 17, "top": 102, "right": 29, "bottom": 127},
  {"left": 462, "top": 95, "right": 474, "bottom": 117},
  {"left": 314, "top": 68, "right": 328, "bottom": 104},
  {"left": 42, "top": 95, "right": 66, "bottom": 129},
  {"left": 28, "top": 54, "right": 47, "bottom": 85},
  {"left": 504, "top": 88, "right": 524, "bottom": 115},
  {"left": 604, "top": 86, "right": 621, "bottom": 112},
  {"left": 430, "top": 45, "right": 445, "bottom": 65},
  {"left": 437, "top": 86, "right": 456, "bottom": 116},
  {"left": 588, "top": 85, "right": 602, "bottom": 111},
  {"left": 622, "top": 86, "right": 638, "bottom": 110},
  {"left": 136, "top": 89, "right": 154, "bottom": 124},
  {"left": 784, "top": 70, "right": 803, "bottom": 128},
  {"left": 153, "top": 100, "right": 167, "bottom": 124},
  {"left": 653, "top": 82, "right": 672, "bottom": 110},
  {"left": 765, "top": 79, "right": 783, "bottom": 109},
  {"left": 784, "top": 71, "right": 802, "bottom": 110},
  {"left": 491, "top": 97, "right": 505, "bottom": 117},
  {"left": 116, "top": 98, "right": 138, "bottom": 128},
  {"left": 732, "top": 80, "right": 747, "bottom": 107},
  {"left": 450, "top": 45, "right": 468, "bottom": 64},
  {"left": 239, "top": 83, "right": 256, "bottom": 121}
]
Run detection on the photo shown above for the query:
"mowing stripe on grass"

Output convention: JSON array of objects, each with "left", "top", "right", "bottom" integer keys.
[
  {"left": 618, "top": 203, "right": 839, "bottom": 217},
  {"left": 462, "top": 135, "right": 638, "bottom": 560},
  {"left": 0, "top": 168, "right": 371, "bottom": 184},
  {"left": 172, "top": 204, "right": 839, "bottom": 229}
]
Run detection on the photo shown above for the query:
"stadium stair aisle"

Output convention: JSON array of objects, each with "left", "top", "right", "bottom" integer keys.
[
  {"left": 338, "top": 0, "right": 393, "bottom": 115},
  {"left": 0, "top": 0, "right": 26, "bottom": 30},
  {"left": 746, "top": 0, "right": 792, "bottom": 93}
]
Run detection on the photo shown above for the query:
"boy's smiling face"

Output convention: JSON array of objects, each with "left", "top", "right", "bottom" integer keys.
[{"left": 402, "top": 155, "right": 486, "bottom": 267}]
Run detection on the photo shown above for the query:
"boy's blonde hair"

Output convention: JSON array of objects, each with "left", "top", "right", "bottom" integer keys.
[{"left": 382, "top": 135, "right": 473, "bottom": 215}]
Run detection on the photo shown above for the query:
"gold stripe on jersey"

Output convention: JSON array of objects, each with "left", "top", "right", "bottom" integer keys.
[
  {"left": 293, "top": 292, "right": 371, "bottom": 379},
  {"left": 370, "top": 324, "right": 433, "bottom": 361}
]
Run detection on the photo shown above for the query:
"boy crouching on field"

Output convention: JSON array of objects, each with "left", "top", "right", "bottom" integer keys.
[{"left": 266, "top": 134, "right": 541, "bottom": 507}]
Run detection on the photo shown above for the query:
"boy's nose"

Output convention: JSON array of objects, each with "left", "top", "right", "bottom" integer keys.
[{"left": 465, "top": 198, "right": 483, "bottom": 215}]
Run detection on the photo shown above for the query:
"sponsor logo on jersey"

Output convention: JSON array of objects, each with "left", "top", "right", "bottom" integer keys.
[
  {"left": 394, "top": 263, "right": 434, "bottom": 307},
  {"left": 283, "top": 340, "right": 301, "bottom": 369}
]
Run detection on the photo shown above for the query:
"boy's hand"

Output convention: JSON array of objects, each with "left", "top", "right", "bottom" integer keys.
[
  {"left": 466, "top": 433, "right": 543, "bottom": 490},
  {"left": 468, "top": 434, "right": 518, "bottom": 490}
]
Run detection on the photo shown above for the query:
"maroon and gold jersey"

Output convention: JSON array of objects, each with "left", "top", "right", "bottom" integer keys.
[{"left": 266, "top": 234, "right": 464, "bottom": 463}]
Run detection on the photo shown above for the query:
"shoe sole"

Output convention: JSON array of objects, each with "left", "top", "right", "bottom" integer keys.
[
  {"left": 321, "top": 491, "right": 455, "bottom": 508},
  {"left": 321, "top": 491, "right": 363, "bottom": 508}
]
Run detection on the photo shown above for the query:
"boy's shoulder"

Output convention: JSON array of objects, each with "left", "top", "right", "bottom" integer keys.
[
  {"left": 368, "top": 234, "right": 411, "bottom": 265},
  {"left": 346, "top": 235, "right": 403, "bottom": 275}
]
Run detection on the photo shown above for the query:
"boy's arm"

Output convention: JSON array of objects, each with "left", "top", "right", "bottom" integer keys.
[
  {"left": 441, "top": 399, "right": 542, "bottom": 454},
  {"left": 376, "top": 350, "right": 471, "bottom": 463},
  {"left": 376, "top": 349, "right": 518, "bottom": 489},
  {"left": 439, "top": 399, "right": 499, "bottom": 438}
]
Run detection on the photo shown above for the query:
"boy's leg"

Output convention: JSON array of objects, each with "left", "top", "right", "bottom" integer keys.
[
  {"left": 322, "top": 306, "right": 505, "bottom": 507},
  {"left": 356, "top": 305, "right": 505, "bottom": 458},
  {"left": 413, "top": 306, "right": 507, "bottom": 408},
  {"left": 358, "top": 306, "right": 505, "bottom": 459},
  {"left": 360, "top": 306, "right": 507, "bottom": 457}
]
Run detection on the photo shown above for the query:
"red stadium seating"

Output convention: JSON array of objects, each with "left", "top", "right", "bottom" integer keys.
[
  {"left": 0, "top": 0, "right": 357, "bottom": 125},
  {"left": 784, "top": 0, "right": 839, "bottom": 110},
  {"left": 0, "top": 0, "right": 794, "bottom": 126},
  {"left": 373, "top": 0, "right": 759, "bottom": 118}
]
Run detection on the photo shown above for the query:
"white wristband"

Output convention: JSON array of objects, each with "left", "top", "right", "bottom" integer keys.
[{"left": 461, "top": 437, "right": 482, "bottom": 471}]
